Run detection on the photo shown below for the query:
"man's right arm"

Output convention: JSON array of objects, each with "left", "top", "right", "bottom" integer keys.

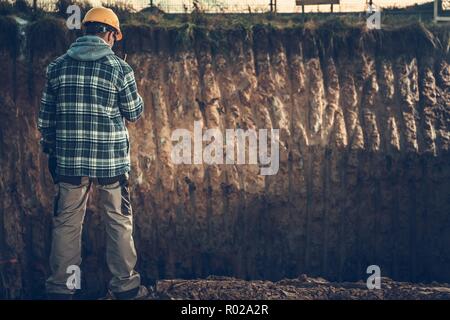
[{"left": 118, "top": 67, "right": 144, "bottom": 122}]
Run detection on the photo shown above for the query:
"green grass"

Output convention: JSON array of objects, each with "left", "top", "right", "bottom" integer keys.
[
  {"left": 0, "top": 15, "right": 19, "bottom": 57},
  {"left": 0, "top": 0, "right": 447, "bottom": 30},
  {"left": 27, "top": 16, "right": 72, "bottom": 56},
  {"left": 0, "top": 0, "right": 448, "bottom": 57}
]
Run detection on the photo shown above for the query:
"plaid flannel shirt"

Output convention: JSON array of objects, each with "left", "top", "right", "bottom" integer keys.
[{"left": 38, "top": 53, "right": 143, "bottom": 178}]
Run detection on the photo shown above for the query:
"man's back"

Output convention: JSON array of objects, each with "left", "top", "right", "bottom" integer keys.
[{"left": 38, "top": 35, "right": 143, "bottom": 178}]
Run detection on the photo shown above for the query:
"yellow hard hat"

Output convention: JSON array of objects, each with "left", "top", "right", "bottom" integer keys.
[{"left": 82, "top": 7, "right": 123, "bottom": 41}]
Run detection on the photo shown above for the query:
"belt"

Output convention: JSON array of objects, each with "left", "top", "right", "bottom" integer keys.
[{"left": 58, "top": 173, "right": 128, "bottom": 186}]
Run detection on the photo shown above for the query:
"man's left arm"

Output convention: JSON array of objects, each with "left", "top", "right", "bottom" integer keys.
[
  {"left": 38, "top": 66, "right": 57, "bottom": 155},
  {"left": 38, "top": 66, "right": 59, "bottom": 183}
]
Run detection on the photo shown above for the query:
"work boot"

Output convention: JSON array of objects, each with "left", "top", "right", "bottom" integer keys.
[{"left": 108, "top": 285, "right": 149, "bottom": 300}]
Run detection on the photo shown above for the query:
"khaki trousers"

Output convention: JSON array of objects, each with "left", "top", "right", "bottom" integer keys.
[{"left": 45, "top": 175, "right": 141, "bottom": 295}]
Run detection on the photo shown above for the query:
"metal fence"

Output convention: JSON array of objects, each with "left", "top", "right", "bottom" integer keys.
[
  {"left": 26, "top": 0, "right": 444, "bottom": 14},
  {"left": 127, "top": 0, "right": 443, "bottom": 13}
]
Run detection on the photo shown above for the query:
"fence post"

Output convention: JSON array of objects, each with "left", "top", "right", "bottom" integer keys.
[{"left": 434, "top": 0, "right": 438, "bottom": 22}]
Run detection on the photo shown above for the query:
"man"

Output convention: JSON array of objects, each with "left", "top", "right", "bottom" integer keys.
[{"left": 38, "top": 7, "right": 147, "bottom": 300}]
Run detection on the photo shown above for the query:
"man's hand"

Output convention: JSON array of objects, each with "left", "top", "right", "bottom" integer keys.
[
  {"left": 40, "top": 136, "right": 55, "bottom": 155},
  {"left": 48, "top": 155, "right": 58, "bottom": 184}
]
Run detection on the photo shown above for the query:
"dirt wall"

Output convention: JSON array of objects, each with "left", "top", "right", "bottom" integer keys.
[{"left": 0, "top": 17, "right": 449, "bottom": 298}]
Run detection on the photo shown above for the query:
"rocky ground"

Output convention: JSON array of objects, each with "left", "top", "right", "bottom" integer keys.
[{"left": 147, "top": 275, "right": 450, "bottom": 300}]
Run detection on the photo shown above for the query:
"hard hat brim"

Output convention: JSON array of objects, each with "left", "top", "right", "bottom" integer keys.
[{"left": 82, "top": 7, "right": 123, "bottom": 41}]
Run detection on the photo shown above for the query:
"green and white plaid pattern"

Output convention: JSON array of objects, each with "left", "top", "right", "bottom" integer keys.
[{"left": 38, "top": 53, "right": 143, "bottom": 178}]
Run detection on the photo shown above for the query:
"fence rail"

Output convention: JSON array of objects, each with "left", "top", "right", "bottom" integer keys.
[{"left": 20, "top": 0, "right": 447, "bottom": 14}]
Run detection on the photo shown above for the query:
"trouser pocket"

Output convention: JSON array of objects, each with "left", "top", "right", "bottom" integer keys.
[
  {"left": 53, "top": 178, "right": 91, "bottom": 217},
  {"left": 120, "top": 179, "right": 132, "bottom": 216},
  {"left": 97, "top": 173, "right": 132, "bottom": 216}
]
